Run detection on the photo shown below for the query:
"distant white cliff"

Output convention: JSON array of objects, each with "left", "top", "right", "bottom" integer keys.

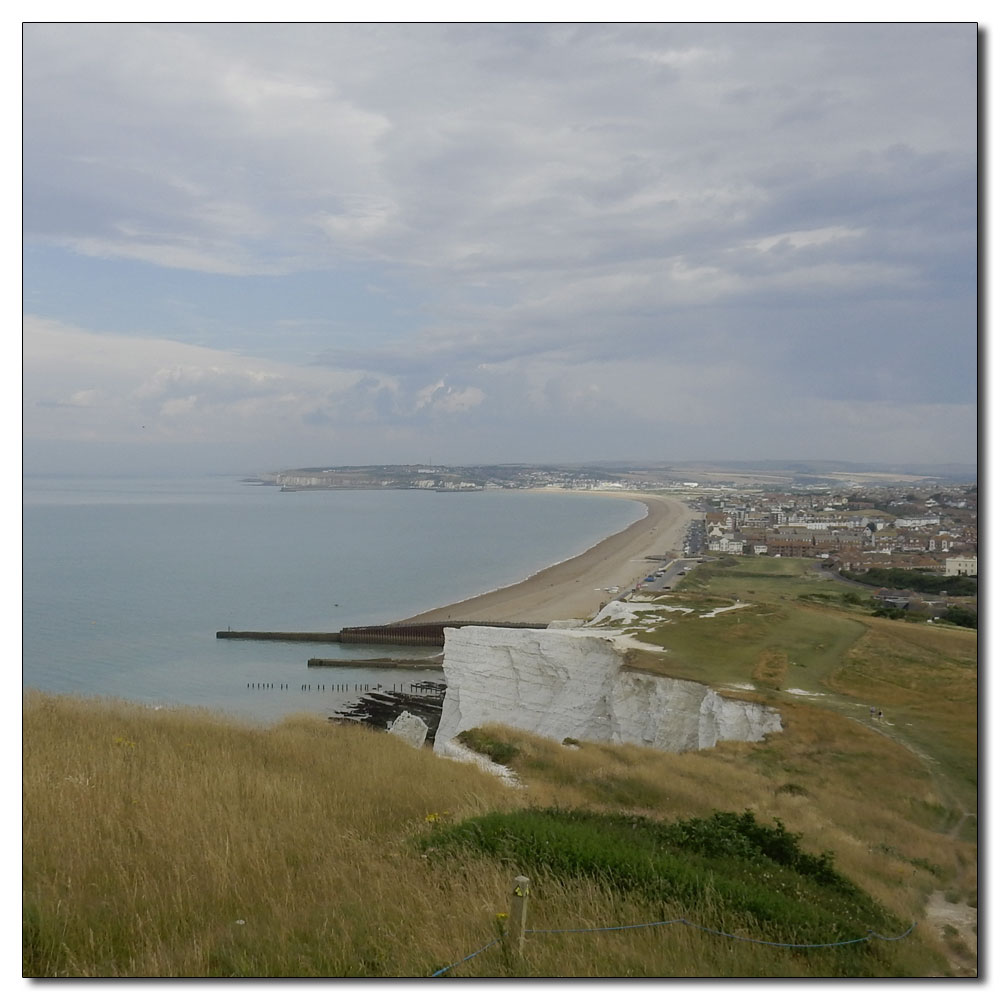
[{"left": 433, "top": 625, "right": 781, "bottom": 756}]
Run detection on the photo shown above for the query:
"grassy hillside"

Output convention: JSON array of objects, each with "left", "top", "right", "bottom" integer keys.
[{"left": 23, "top": 558, "right": 977, "bottom": 977}]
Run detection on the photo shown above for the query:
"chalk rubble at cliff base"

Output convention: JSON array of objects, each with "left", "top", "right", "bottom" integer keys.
[
  {"left": 432, "top": 623, "right": 782, "bottom": 758},
  {"left": 387, "top": 710, "right": 429, "bottom": 749}
]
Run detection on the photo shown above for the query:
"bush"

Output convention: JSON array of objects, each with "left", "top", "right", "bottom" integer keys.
[
  {"left": 456, "top": 728, "right": 520, "bottom": 765},
  {"left": 872, "top": 607, "right": 907, "bottom": 620},
  {"left": 419, "top": 807, "right": 893, "bottom": 953},
  {"left": 776, "top": 783, "right": 809, "bottom": 797},
  {"left": 840, "top": 567, "right": 976, "bottom": 597},
  {"left": 661, "top": 810, "right": 848, "bottom": 889},
  {"left": 940, "top": 606, "right": 977, "bottom": 629}
]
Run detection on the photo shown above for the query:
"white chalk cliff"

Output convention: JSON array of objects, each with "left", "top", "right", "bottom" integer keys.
[{"left": 433, "top": 625, "right": 781, "bottom": 755}]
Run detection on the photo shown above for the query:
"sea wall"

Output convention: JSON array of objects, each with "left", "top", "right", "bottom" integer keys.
[{"left": 433, "top": 626, "right": 781, "bottom": 754}]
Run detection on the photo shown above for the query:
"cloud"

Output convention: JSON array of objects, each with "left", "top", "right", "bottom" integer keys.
[
  {"left": 24, "top": 24, "right": 974, "bottom": 282},
  {"left": 24, "top": 315, "right": 355, "bottom": 443},
  {"left": 24, "top": 317, "right": 489, "bottom": 447},
  {"left": 35, "top": 388, "right": 109, "bottom": 410},
  {"left": 21, "top": 24, "right": 977, "bottom": 469}
]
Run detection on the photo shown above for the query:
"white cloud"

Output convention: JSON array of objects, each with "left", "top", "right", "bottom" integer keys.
[
  {"left": 633, "top": 45, "right": 719, "bottom": 69},
  {"left": 428, "top": 385, "right": 486, "bottom": 414},
  {"left": 315, "top": 197, "right": 400, "bottom": 243},
  {"left": 20, "top": 23, "right": 977, "bottom": 470},
  {"left": 24, "top": 316, "right": 355, "bottom": 443},
  {"left": 24, "top": 23, "right": 974, "bottom": 284},
  {"left": 749, "top": 225, "right": 865, "bottom": 253},
  {"left": 65, "top": 389, "right": 106, "bottom": 408}
]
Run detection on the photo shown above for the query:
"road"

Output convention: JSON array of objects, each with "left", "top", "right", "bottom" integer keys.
[{"left": 634, "top": 556, "right": 703, "bottom": 594}]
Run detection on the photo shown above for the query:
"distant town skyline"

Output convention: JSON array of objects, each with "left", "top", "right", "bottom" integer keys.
[{"left": 22, "top": 22, "right": 977, "bottom": 476}]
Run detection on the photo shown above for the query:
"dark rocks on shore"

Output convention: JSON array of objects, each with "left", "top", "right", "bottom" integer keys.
[{"left": 331, "top": 682, "right": 446, "bottom": 742}]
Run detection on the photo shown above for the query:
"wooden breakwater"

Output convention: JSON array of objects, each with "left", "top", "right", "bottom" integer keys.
[
  {"left": 340, "top": 624, "right": 450, "bottom": 646},
  {"left": 339, "top": 622, "right": 548, "bottom": 645},
  {"left": 331, "top": 681, "right": 447, "bottom": 740},
  {"left": 307, "top": 656, "right": 444, "bottom": 669},
  {"left": 217, "top": 621, "right": 549, "bottom": 647},
  {"left": 246, "top": 681, "right": 437, "bottom": 695}
]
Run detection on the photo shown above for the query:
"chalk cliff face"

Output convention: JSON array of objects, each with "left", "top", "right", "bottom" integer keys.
[{"left": 433, "top": 626, "right": 781, "bottom": 754}]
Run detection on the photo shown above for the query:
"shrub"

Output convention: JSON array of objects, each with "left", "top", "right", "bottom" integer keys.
[
  {"left": 661, "top": 810, "right": 848, "bottom": 889},
  {"left": 940, "top": 606, "right": 977, "bottom": 629},
  {"left": 776, "top": 783, "right": 809, "bottom": 797},
  {"left": 840, "top": 567, "right": 976, "bottom": 597},
  {"left": 872, "top": 607, "right": 906, "bottom": 620},
  {"left": 419, "top": 807, "right": 892, "bottom": 953},
  {"left": 456, "top": 728, "right": 519, "bottom": 765}
]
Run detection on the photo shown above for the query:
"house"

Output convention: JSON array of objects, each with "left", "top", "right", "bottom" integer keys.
[
  {"left": 765, "top": 537, "right": 815, "bottom": 558},
  {"left": 945, "top": 555, "right": 978, "bottom": 577},
  {"left": 707, "top": 533, "right": 746, "bottom": 555},
  {"left": 874, "top": 588, "right": 916, "bottom": 610},
  {"left": 895, "top": 515, "right": 941, "bottom": 529}
]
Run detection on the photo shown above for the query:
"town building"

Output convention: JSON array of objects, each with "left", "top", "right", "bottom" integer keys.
[{"left": 945, "top": 555, "right": 978, "bottom": 577}]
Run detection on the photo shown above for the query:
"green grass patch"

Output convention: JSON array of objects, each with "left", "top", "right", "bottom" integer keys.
[
  {"left": 637, "top": 596, "right": 867, "bottom": 694},
  {"left": 681, "top": 556, "right": 858, "bottom": 601},
  {"left": 457, "top": 728, "right": 520, "bottom": 765},
  {"left": 420, "top": 807, "right": 907, "bottom": 975}
]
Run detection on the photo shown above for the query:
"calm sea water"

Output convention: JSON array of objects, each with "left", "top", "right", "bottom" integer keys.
[{"left": 22, "top": 477, "right": 642, "bottom": 723}]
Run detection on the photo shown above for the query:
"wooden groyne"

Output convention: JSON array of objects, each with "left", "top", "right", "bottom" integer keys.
[
  {"left": 244, "top": 681, "right": 439, "bottom": 695},
  {"left": 340, "top": 624, "right": 449, "bottom": 646},
  {"left": 307, "top": 656, "right": 444, "bottom": 669},
  {"left": 217, "top": 621, "right": 548, "bottom": 647},
  {"left": 339, "top": 622, "right": 547, "bottom": 645},
  {"left": 331, "top": 682, "right": 447, "bottom": 740}
]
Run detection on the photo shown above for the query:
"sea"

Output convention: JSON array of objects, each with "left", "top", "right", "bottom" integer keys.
[{"left": 22, "top": 476, "right": 644, "bottom": 725}]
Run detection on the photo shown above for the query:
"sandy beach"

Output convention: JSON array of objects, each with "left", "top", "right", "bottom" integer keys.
[{"left": 398, "top": 491, "right": 695, "bottom": 625}]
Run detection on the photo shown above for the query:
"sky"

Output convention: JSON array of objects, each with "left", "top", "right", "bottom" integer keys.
[{"left": 21, "top": 20, "right": 979, "bottom": 476}]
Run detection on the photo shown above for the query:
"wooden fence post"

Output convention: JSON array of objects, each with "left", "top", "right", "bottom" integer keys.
[{"left": 511, "top": 875, "right": 530, "bottom": 956}]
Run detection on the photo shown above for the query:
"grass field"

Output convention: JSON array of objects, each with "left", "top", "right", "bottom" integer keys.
[
  {"left": 625, "top": 557, "right": 976, "bottom": 818},
  {"left": 22, "top": 557, "right": 977, "bottom": 977}
]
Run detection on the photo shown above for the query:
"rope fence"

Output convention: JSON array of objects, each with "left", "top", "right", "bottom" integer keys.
[
  {"left": 429, "top": 875, "right": 917, "bottom": 978},
  {"left": 430, "top": 937, "right": 504, "bottom": 978}
]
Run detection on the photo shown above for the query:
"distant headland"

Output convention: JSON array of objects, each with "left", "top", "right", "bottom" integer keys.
[{"left": 249, "top": 459, "right": 975, "bottom": 493}]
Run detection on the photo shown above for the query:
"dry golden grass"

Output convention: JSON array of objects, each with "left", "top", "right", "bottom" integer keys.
[
  {"left": 828, "top": 617, "right": 977, "bottom": 819},
  {"left": 444, "top": 703, "right": 970, "bottom": 934},
  {"left": 621, "top": 559, "right": 977, "bottom": 927},
  {"left": 23, "top": 692, "right": 525, "bottom": 977},
  {"left": 751, "top": 649, "right": 789, "bottom": 688},
  {"left": 24, "top": 688, "right": 962, "bottom": 978},
  {"left": 24, "top": 569, "right": 977, "bottom": 979}
]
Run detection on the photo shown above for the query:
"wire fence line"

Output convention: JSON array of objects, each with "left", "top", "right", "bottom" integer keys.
[
  {"left": 430, "top": 937, "right": 504, "bottom": 978},
  {"left": 429, "top": 914, "right": 918, "bottom": 977}
]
